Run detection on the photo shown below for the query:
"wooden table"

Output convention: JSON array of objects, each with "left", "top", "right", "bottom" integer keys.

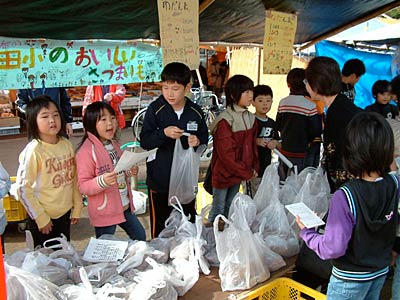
[{"left": 180, "top": 256, "right": 297, "bottom": 300}]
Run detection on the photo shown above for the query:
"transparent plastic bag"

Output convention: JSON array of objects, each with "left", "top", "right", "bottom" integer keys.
[
  {"left": 295, "top": 167, "right": 330, "bottom": 218},
  {"left": 228, "top": 193, "right": 257, "bottom": 230},
  {"left": 279, "top": 167, "right": 316, "bottom": 206},
  {"left": 253, "top": 163, "right": 280, "bottom": 213},
  {"left": 253, "top": 201, "right": 299, "bottom": 257},
  {"left": 168, "top": 140, "right": 205, "bottom": 204},
  {"left": 6, "top": 263, "right": 66, "bottom": 300},
  {"left": 214, "top": 215, "right": 269, "bottom": 291}
]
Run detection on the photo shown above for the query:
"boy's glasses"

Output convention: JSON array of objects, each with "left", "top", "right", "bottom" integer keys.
[{"left": 303, "top": 79, "right": 308, "bottom": 86}]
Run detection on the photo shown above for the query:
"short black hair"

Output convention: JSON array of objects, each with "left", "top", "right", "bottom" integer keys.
[
  {"left": 253, "top": 85, "right": 273, "bottom": 99},
  {"left": 224, "top": 75, "right": 254, "bottom": 109},
  {"left": 342, "top": 58, "right": 366, "bottom": 77},
  {"left": 161, "top": 62, "right": 191, "bottom": 86},
  {"left": 372, "top": 80, "right": 391, "bottom": 99},
  {"left": 26, "top": 95, "right": 66, "bottom": 141},
  {"left": 343, "top": 111, "right": 393, "bottom": 178},
  {"left": 78, "top": 102, "right": 118, "bottom": 149},
  {"left": 305, "top": 56, "right": 342, "bottom": 96},
  {"left": 391, "top": 75, "right": 400, "bottom": 100},
  {"left": 287, "top": 68, "right": 307, "bottom": 95}
]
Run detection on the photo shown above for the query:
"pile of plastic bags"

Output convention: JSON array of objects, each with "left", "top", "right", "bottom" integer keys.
[{"left": 3, "top": 163, "right": 331, "bottom": 297}]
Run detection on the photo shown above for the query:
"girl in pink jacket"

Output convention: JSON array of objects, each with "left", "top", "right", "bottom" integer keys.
[{"left": 76, "top": 102, "right": 145, "bottom": 240}]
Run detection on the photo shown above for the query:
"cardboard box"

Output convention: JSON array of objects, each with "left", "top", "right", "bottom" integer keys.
[{"left": 0, "top": 116, "right": 19, "bottom": 128}]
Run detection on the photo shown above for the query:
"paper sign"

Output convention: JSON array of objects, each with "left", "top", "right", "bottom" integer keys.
[
  {"left": 114, "top": 148, "right": 158, "bottom": 173},
  {"left": 0, "top": 37, "right": 163, "bottom": 89},
  {"left": 263, "top": 10, "right": 297, "bottom": 74},
  {"left": 157, "top": 0, "right": 200, "bottom": 69},
  {"left": 285, "top": 202, "right": 325, "bottom": 229},
  {"left": 83, "top": 237, "right": 128, "bottom": 262}
]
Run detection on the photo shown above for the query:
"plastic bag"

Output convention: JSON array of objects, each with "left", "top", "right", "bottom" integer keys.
[
  {"left": 228, "top": 193, "right": 257, "bottom": 230},
  {"left": 132, "top": 190, "right": 147, "bottom": 215},
  {"left": 0, "top": 161, "right": 11, "bottom": 199},
  {"left": 214, "top": 215, "right": 269, "bottom": 291},
  {"left": 254, "top": 201, "right": 299, "bottom": 257},
  {"left": 279, "top": 167, "right": 316, "bottom": 206},
  {"left": 6, "top": 263, "right": 66, "bottom": 300},
  {"left": 294, "top": 167, "right": 330, "bottom": 218},
  {"left": 168, "top": 140, "right": 205, "bottom": 204},
  {"left": 253, "top": 163, "right": 280, "bottom": 213}
]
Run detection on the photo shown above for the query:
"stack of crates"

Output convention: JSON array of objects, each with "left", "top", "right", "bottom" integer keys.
[
  {"left": 2, "top": 176, "right": 27, "bottom": 223},
  {"left": 244, "top": 278, "right": 326, "bottom": 300}
]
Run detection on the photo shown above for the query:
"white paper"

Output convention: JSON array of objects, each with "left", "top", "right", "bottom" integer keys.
[
  {"left": 285, "top": 202, "right": 325, "bottom": 229},
  {"left": 114, "top": 148, "right": 157, "bottom": 173},
  {"left": 83, "top": 237, "right": 128, "bottom": 262}
]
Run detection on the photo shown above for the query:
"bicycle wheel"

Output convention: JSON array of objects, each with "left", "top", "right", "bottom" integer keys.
[
  {"left": 200, "top": 135, "right": 213, "bottom": 162},
  {"left": 131, "top": 107, "right": 147, "bottom": 142},
  {"left": 204, "top": 109, "right": 216, "bottom": 128}
]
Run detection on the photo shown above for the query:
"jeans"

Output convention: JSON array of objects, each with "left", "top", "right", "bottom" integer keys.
[
  {"left": 393, "top": 255, "right": 400, "bottom": 300},
  {"left": 304, "top": 142, "right": 321, "bottom": 168},
  {"left": 326, "top": 274, "right": 386, "bottom": 300},
  {"left": 207, "top": 184, "right": 240, "bottom": 222},
  {"left": 95, "top": 209, "right": 146, "bottom": 241}
]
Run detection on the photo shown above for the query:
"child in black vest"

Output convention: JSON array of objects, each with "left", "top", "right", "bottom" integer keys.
[{"left": 296, "top": 111, "right": 399, "bottom": 300}]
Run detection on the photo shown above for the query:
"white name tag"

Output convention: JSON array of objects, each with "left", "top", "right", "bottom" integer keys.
[{"left": 187, "top": 121, "right": 198, "bottom": 131}]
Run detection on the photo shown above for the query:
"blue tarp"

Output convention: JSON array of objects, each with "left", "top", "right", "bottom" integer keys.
[{"left": 315, "top": 40, "right": 394, "bottom": 109}]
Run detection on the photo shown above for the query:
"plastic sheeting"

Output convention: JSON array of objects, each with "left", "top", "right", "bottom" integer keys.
[
  {"left": 316, "top": 40, "right": 394, "bottom": 109},
  {"left": 0, "top": 0, "right": 398, "bottom": 45}
]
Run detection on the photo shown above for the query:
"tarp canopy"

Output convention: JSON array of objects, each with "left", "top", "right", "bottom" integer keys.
[
  {"left": 0, "top": 0, "right": 399, "bottom": 46},
  {"left": 316, "top": 40, "right": 393, "bottom": 108},
  {"left": 328, "top": 17, "right": 400, "bottom": 47}
]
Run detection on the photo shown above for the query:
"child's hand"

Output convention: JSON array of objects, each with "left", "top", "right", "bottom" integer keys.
[
  {"left": 251, "top": 169, "right": 258, "bottom": 179},
  {"left": 295, "top": 216, "right": 306, "bottom": 230},
  {"left": 164, "top": 126, "right": 184, "bottom": 139},
  {"left": 130, "top": 165, "right": 139, "bottom": 176},
  {"left": 266, "top": 140, "right": 279, "bottom": 150},
  {"left": 71, "top": 218, "right": 79, "bottom": 225},
  {"left": 256, "top": 137, "right": 267, "bottom": 147},
  {"left": 40, "top": 220, "right": 53, "bottom": 234},
  {"left": 188, "top": 135, "right": 200, "bottom": 147},
  {"left": 103, "top": 172, "right": 117, "bottom": 186},
  {"left": 104, "top": 93, "right": 113, "bottom": 101}
]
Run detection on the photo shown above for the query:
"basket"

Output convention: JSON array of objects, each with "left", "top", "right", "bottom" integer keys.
[
  {"left": 3, "top": 176, "right": 27, "bottom": 223},
  {"left": 3, "top": 194, "right": 27, "bottom": 222},
  {"left": 244, "top": 277, "right": 326, "bottom": 300}
]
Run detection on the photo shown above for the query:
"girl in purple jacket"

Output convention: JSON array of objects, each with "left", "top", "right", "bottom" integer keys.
[
  {"left": 296, "top": 112, "right": 399, "bottom": 300},
  {"left": 76, "top": 102, "right": 145, "bottom": 241}
]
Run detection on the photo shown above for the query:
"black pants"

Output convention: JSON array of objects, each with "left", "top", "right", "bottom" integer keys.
[
  {"left": 148, "top": 189, "right": 196, "bottom": 238},
  {"left": 28, "top": 210, "right": 71, "bottom": 248}
]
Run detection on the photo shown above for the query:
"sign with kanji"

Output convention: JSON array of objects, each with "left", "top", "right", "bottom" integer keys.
[
  {"left": 157, "top": 0, "right": 199, "bottom": 70},
  {"left": 263, "top": 10, "right": 297, "bottom": 74},
  {"left": 0, "top": 37, "right": 163, "bottom": 89}
]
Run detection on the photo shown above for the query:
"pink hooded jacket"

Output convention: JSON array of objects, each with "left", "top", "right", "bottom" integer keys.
[{"left": 76, "top": 132, "right": 135, "bottom": 227}]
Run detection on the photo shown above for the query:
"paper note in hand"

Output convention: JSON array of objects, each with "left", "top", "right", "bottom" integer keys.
[
  {"left": 285, "top": 202, "right": 325, "bottom": 229},
  {"left": 114, "top": 148, "right": 157, "bottom": 173}
]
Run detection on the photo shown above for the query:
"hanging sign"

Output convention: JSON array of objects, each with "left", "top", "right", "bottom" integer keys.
[
  {"left": 0, "top": 37, "right": 163, "bottom": 89},
  {"left": 263, "top": 10, "right": 297, "bottom": 74},
  {"left": 157, "top": 0, "right": 200, "bottom": 70}
]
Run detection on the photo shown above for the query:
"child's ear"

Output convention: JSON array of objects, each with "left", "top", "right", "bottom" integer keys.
[{"left": 185, "top": 83, "right": 192, "bottom": 94}]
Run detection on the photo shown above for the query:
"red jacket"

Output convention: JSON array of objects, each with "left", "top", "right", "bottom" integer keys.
[
  {"left": 210, "top": 105, "right": 259, "bottom": 189},
  {"left": 83, "top": 85, "right": 126, "bottom": 128}
]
